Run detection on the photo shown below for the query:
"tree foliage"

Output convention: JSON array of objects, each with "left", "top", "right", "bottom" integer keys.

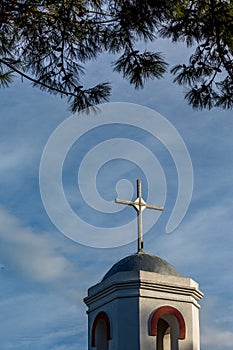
[
  {"left": 164, "top": 0, "right": 233, "bottom": 110},
  {"left": 0, "top": 0, "right": 232, "bottom": 112}
]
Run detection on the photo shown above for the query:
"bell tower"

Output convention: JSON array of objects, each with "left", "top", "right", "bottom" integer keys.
[
  {"left": 84, "top": 252, "right": 203, "bottom": 350},
  {"left": 84, "top": 180, "right": 203, "bottom": 350}
]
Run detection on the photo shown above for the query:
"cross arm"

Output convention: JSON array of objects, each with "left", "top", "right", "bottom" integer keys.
[
  {"left": 145, "top": 203, "right": 164, "bottom": 211},
  {"left": 115, "top": 198, "right": 135, "bottom": 206},
  {"left": 115, "top": 199, "right": 164, "bottom": 211}
]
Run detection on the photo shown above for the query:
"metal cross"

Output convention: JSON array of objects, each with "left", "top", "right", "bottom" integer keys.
[{"left": 115, "top": 179, "right": 164, "bottom": 253}]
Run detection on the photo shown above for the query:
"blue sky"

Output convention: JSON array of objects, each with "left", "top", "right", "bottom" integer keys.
[{"left": 0, "top": 39, "right": 233, "bottom": 349}]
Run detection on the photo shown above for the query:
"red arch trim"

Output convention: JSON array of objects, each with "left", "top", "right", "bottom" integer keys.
[
  {"left": 150, "top": 306, "right": 186, "bottom": 339},
  {"left": 91, "top": 311, "right": 111, "bottom": 347}
]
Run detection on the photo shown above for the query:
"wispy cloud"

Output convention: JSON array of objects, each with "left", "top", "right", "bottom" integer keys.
[
  {"left": 201, "top": 297, "right": 233, "bottom": 349},
  {"left": 0, "top": 206, "right": 75, "bottom": 283},
  {"left": 0, "top": 290, "right": 85, "bottom": 350},
  {"left": 0, "top": 207, "right": 88, "bottom": 349}
]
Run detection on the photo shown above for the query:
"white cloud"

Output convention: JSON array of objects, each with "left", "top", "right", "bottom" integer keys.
[
  {"left": 0, "top": 206, "right": 74, "bottom": 283},
  {"left": 201, "top": 297, "right": 233, "bottom": 349},
  {"left": 202, "top": 329, "right": 233, "bottom": 348},
  {"left": 0, "top": 206, "right": 88, "bottom": 349},
  {"left": 158, "top": 199, "right": 233, "bottom": 267},
  {"left": 0, "top": 142, "right": 36, "bottom": 177},
  {"left": 0, "top": 290, "right": 85, "bottom": 350}
]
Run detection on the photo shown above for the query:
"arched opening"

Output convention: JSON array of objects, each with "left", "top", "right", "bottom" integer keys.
[
  {"left": 156, "top": 314, "right": 179, "bottom": 350},
  {"left": 91, "top": 311, "right": 111, "bottom": 350},
  {"left": 156, "top": 318, "right": 171, "bottom": 350},
  {"left": 95, "top": 318, "right": 108, "bottom": 350},
  {"left": 150, "top": 306, "right": 186, "bottom": 350}
]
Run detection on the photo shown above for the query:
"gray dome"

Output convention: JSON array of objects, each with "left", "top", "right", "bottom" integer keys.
[{"left": 102, "top": 252, "right": 180, "bottom": 281}]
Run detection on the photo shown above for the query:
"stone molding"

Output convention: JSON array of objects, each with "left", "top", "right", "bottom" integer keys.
[{"left": 84, "top": 270, "right": 203, "bottom": 313}]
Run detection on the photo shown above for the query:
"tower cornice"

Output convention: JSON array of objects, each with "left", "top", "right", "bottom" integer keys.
[{"left": 84, "top": 270, "right": 203, "bottom": 312}]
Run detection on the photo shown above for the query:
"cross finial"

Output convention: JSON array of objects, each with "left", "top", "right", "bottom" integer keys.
[{"left": 115, "top": 179, "right": 164, "bottom": 253}]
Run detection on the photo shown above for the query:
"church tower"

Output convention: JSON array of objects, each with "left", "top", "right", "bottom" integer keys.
[{"left": 84, "top": 180, "right": 203, "bottom": 350}]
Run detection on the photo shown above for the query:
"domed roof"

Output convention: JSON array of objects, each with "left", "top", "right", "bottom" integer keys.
[{"left": 102, "top": 251, "right": 180, "bottom": 281}]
